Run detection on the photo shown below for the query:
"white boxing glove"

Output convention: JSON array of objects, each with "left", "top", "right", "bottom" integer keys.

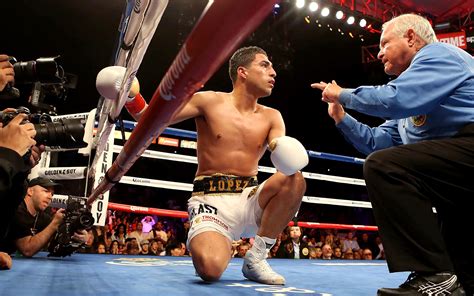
[
  {"left": 269, "top": 136, "right": 309, "bottom": 176},
  {"left": 96, "top": 66, "right": 140, "bottom": 100}
]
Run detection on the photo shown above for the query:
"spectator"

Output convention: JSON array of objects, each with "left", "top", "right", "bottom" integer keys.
[
  {"left": 321, "top": 244, "right": 333, "bottom": 260},
  {"left": 97, "top": 243, "right": 106, "bottom": 254},
  {"left": 139, "top": 240, "right": 150, "bottom": 255},
  {"left": 358, "top": 233, "right": 378, "bottom": 257},
  {"left": 110, "top": 240, "right": 120, "bottom": 255},
  {"left": 151, "top": 221, "right": 168, "bottom": 244},
  {"left": 141, "top": 216, "right": 155, "bottom": 233},
  {"left": 362, "top": 248, "right": 373, "bottom": 260},
  {"left": 110, "top": 223, "right": 127, "bottom": 245},
  {"left": 343, "top": 250, "right": 354, "bottom": 260},
  {"left": 342, "top": 231, "right": 360, "bottom": 253},
  {"left": 165, "top": 241, "right": 182, "bottom": 256},
  {"left": 333, "top": 247, "right": 342, "bottom": 259},
  {"left": 374, "top": 236, "right": 385, "bottom": 260},
  {"left": 128, "top": 222, "right": 153, "bottom": 250}
]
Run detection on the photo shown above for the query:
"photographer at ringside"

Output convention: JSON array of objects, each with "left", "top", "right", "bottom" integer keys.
[
  {"left": 0, "top": 114, "right": 45, "bottom": 268},
  {"left": 2, "top": 177, "right": 88, "bottom": 258},
  {"left": 0, "top": 54, "right": 46, "bottom": 269}
]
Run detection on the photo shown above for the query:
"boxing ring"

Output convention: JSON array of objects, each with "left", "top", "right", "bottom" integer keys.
[
  {"left": 0, "top": 0, "right": 411, "bottom": 295},
  {"left": 7, "top": 115, "right": 414, "bottom": 296},
  {"left": 1, "top": 253, "right": 408, "bottom": 296}
]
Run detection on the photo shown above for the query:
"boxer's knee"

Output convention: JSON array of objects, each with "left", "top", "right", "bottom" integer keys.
[
  {"left": 189, "top": 232, "right": 231, "bottom": 282},
  {"left": 192, "top": 252, "right": 228, "bottom": 282},
  {"left": 289, "top": 171, "right": 306, "bottom": 198},
  {"left": 280, "top": 171, "right": 306, "bottom": 204}
]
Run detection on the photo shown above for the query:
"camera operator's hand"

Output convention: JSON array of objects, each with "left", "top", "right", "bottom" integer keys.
[
  {"left": 28, "top": 144, "right": 46, "bottom": 168},
  {"left": 52, "top": 208, "right": 66, "bottom": 229},
  {"left": 0, "top": 114, "right": 36, "bottom": 156},
  {"left": 71, "top": 229, "right": 89, "bottom": 244},
  {"left": 0, "top": 55, "right": 14, "bottom": 92}
]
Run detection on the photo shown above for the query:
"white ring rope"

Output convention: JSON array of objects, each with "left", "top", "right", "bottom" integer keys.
[
  {"left": 119, "top": 175, "right": 372, "bottom": 209},
  {"left": 112, "top": 145, "right": 366, "bottom": 186}
]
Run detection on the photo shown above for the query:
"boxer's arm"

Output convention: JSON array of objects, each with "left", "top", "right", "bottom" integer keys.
[
  {"left": 267, "top": 109, "right": 285, "bottom": 145},
  {"left": 127, "top": 89, "right": 205, "bottom": 123},
  {"left": 169, "top": 91, "right": 208, "bottom": 125},
  {"left": 125, "top": 93, "right": 147, "bottom": 121},
  {"left": 267, "top": 109, "right": 308, "bottom": 176},
  {"left": 95, "top": 66, "right": 210, "bottom": 124}
]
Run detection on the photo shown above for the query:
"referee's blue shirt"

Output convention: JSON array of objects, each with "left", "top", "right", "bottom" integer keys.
[{"left": 336, "top": 42, "right": 474, "bottom": 155}]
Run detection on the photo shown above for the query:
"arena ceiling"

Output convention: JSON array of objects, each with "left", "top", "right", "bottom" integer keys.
[
  {"left": 3, "top": 0, "right": 474, "bottom": 157},
  {"left": 395, "top": 0, "right": 473, "bottom": 21},
  {"left": 329, "top": 0, "right": 474, "bottom": 29}
]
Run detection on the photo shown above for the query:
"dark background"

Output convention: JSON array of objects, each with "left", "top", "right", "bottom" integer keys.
[
  {"left": 3, "top": 0, "right": 392, "bottom": 224},
  {"left": 3, "top": 0, "right": 387, "bottom": 157}
]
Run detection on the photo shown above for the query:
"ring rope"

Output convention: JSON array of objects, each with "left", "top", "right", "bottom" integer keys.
[
  {"left": 119, "top": 120, "right": 366, "bottom": 165},
  {"left": 106, "top": 201, "right": 378, "bottom": 231},
  {"left": 119, "top": 175, "right": 371, "bottom": 208},
  {"left": 112, "top": 145, "right": 366, "bottom": 186}
]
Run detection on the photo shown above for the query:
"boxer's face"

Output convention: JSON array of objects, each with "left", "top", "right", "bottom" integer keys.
[{"left": 241, "top": 53, "right": 276, "bottom": 97}]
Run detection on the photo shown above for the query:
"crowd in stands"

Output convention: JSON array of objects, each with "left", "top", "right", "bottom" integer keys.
[{"left": 78, "top": 211, "right": 384, "bottom": 261}]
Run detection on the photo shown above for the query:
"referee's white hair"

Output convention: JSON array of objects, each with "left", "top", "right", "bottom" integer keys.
[{"left": 383, "top": 14, "right": 438, "bottom": 45}]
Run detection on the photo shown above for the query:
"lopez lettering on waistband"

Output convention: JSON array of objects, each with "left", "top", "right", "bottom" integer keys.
[{"left": 193, "top": 174, "right": 258, "bottom": 194}]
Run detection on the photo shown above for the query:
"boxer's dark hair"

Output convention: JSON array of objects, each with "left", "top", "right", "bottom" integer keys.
[{"left": 229, "top": 46, "right": 267, "bottom": 84}]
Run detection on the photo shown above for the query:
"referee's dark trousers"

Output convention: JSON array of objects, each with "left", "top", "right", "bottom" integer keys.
[{"left": 363, "top": 123, "right": 474, "bottom": 294}]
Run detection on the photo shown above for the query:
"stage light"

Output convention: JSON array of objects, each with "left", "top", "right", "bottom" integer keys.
[
  {"left": 359, "top": 18, "right": 367, "bottom": 27},
  {"left": 305, "top": 16, "right": 311, "bottom": 23},
  {"left": 349, "top": 32, "right": 354, "bottom": 38},
  {"left": 296, "top": 0, "right": 305, "bottom": 9},
  {"left": 321, "top": 7, "right": 330, "bottom": 17},
  {"left": 336, "top": 10, "right": 344, "bottom": 19},
  {"left": 309, "top": 1, "right": 318, "bottom": 12},
  {"left": 273, "top": 3, "right": 281, "bottom": 15},
  {"left": 347, "top": 16, "right": 355, "bottom": 25}
]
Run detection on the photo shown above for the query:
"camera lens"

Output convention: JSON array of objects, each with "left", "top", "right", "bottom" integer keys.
[
  {"left": 13, "top": 57, "right": 62, "bottom": 84},
  {"left": 78, "top": 212, "right": 94, "bottom": 229},
  {"left": 33, "top": 118, "right": 87, "bottom": 148},
  {"left": 13, "top": 61, "right": 37, "bottom": 84}
]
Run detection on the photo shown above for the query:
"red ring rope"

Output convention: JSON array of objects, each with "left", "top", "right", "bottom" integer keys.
[{"left": 108, "top": 202, "right": 379, "bottom": 231}]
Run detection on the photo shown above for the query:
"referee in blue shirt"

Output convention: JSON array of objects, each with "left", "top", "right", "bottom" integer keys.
[{"left": 313, "top": 14, "right": 473, "bottom": 296}]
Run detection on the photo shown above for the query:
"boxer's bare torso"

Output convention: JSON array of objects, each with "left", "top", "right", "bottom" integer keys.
[{"left": 172, "top": 91, "right": 284, "bottom": 177}]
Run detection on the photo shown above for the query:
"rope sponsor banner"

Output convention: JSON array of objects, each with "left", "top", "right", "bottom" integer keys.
[
  {"left": 90, "top": 127, "right": 115, "bottom": 226},
  {"left": 38, "top": 167, "right": 87, "bottom": 180}
]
